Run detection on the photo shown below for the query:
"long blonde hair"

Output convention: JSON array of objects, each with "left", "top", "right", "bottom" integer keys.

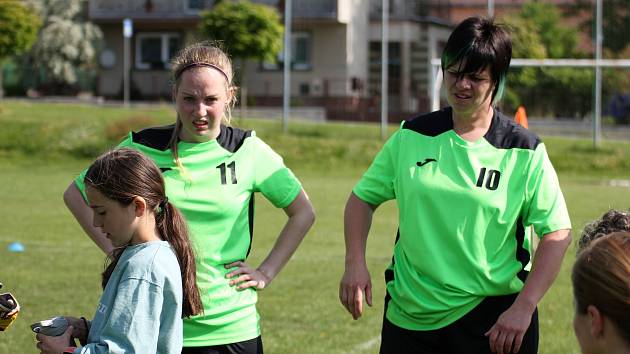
[{"left": 169, "top": 41, "right": 238, "bottom": 172}]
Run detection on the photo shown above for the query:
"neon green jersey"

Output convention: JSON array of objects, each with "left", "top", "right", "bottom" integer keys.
[
  {"left": 354, "top": 108, "right": 571, "bottom": 330},
  {"left": 75, "top": 125, "right": 302, "bottom": 346}
]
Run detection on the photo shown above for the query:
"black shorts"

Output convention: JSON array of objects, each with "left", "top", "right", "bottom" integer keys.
[
  {"left": 182, "top": 336, "right": 263, "bottom": 354},
  {"left": 380, "top": 293, "right": 539, "bottom": 354}
]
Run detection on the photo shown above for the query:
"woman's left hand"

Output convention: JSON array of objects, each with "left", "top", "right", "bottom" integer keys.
[
  {"left": 225, "top": 261, "right": 271, "bottom": 290},
  {"left": 485, "top": 303, "right": 533, "bottom": 354},
  {"left": 35, "top": 325, "right": 74, "bottom": 354}
]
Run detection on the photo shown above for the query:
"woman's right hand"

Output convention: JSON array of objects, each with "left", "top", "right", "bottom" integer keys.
[
  {"left": 339, "top": 261, "right": 372, "bottom": 320},
  {"left": 340, "top": 193, "right": 377, "bottom": 320}
]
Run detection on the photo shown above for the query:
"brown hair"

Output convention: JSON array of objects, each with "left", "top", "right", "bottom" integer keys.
[
  {"left": 572, "top": 231, "right": 630, "bottom": 345},
  {"left": 578, "top": 209, "right": 630, "bottom": 253},
  {"left": 168, "top": 41, "right": 237, "bottom": 174},
  {"left": 85, "top": 148, "right": 202, "bottom": 317}
]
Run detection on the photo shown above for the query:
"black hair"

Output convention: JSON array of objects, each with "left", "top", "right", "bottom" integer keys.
[{"left": 441, "top": 16, "right": 512, "bottom": 103}]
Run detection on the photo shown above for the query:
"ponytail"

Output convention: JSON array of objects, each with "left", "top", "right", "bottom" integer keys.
[
  {"left": 168, "top": 120, "right": 184, "bottom": 173},
  {"left": 168, "top": 119, "right": 192, "bottom": 183},
  {"left": 156, "top": 200, "right": 203, "bottom": 317}
]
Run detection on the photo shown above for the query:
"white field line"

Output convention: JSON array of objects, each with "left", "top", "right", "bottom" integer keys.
[
  {"left": 344, "top": 335, "right": 380, "bottom": 354},
  {"left": 609, "top": 179, "right": 630, "bottom": 188}
]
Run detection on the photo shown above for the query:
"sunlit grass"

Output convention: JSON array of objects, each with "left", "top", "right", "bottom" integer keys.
[{"left": 0, "top": 100, "right": 628, "bottom": 353}]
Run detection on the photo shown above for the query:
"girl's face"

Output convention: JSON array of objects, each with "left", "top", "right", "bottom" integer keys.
[
  {"left": 86, "top": 186, "right": 139, "bottom": 248},
  {"left": 174, "top": 67, "right": 231, "bottom": 143},
  {"left": 444, "top": 61, "right": 495, "bottom": 119}
]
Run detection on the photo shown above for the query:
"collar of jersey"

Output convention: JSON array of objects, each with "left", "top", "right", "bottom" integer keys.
[
  {"left": 177, "top": 137, "right": 219, "bottom": 151},
  {"left": 448, "top": 108, "right": 497, "bottom": 149},
  {"left": 449, "top": 130, "right": 491, "bottom": 149}
]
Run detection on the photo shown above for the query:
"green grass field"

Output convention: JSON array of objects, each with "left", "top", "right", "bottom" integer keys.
[{"left": 1, "top": 100, "right": 629, "bottom": 353}]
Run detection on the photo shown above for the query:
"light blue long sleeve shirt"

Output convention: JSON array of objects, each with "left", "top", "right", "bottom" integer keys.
[{"left": 77, "top": 241, "right": 183, "bottom": 354}]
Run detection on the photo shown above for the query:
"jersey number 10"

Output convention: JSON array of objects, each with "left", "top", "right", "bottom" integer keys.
[{"left": 476, "top": 167, "right": 501, "bottom": 190}]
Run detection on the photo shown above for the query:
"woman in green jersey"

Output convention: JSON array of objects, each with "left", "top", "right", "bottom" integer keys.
[
  {"left": 572, "top": 231, "right": 630, "bottom": 354},
  {"left": 64, "top": 42, "right": 315, "bottom": 354},
  {"left": 339, "top": 16, "right": 571, "bottom": 354}
]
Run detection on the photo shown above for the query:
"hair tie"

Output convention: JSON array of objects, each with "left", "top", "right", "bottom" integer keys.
[
  {"left": 175, "top": 62, "right": 230, "bottom": 83},
  {"left": 158, "top": 197, "right": 169, "bottom": 214}
]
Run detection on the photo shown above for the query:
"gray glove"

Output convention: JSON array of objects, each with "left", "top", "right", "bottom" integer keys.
[{"left": 31, "top": 316, "right": 69, "bottom": 336}]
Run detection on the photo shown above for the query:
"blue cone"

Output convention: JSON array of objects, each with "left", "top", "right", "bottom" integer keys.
[{"left": 7, "top": 242, "right": 25, "bottom": 252}]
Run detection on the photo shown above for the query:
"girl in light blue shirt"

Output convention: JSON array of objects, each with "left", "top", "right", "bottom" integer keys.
[{"left": 35, "top": 148, "right": 202, "bottom": 354}]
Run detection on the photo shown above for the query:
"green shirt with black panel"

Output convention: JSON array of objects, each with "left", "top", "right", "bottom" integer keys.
[
  {"left": 353, "top": 107, "right": 571, "bottom": 331},
  {"left": 75, "top": 124, "right": 302, "bottom": 346}
]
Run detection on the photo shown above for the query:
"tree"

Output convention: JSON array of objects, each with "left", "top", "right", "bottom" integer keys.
[
  {"left": 198, "top": 0, "right": 283, "bottom": 107},
  {"left": 0, "top": 0, "right": 41, "bottom": 97},
  {"left": 503, "top": 2, "right": 593, "bottom": 118},
  {"left": 598, "top": 1, "right": 630, "bottom": 53},
  {"left": 517, "top": 2, "right": 579, "bottom": 59},
  {"left": 573, "top": 0, "right": 630, "bottom": 54},
  {"left": 572, "top": 1, "right": 630, "bottom": 124},
  {"left": 25, "top": 0, "right": 102, "bottom": 93}
]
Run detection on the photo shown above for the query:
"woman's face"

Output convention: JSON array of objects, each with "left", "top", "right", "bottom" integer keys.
[
  {"left": 444, "top": 61, "right": 495, "bottom": 119},
  {"left": 174, "top": 67, "right": 231, "bottom": 143}
]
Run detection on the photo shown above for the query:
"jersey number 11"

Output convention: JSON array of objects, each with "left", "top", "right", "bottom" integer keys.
[{"left": 217, "top": 162, "right": 237, "bottom": 185}]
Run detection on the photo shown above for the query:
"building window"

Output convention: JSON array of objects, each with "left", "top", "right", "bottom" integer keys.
[
  {"left": 292, "top": 32, "right": 310, "bottom": 70},
  {"left": 135, "top": 33, "right": 181, "bottom": 70},
  {"left": 262, "top": 31, "right": 312, "bottom": 71},
  {"left": 185, "top": 0, "right": 207, "bottom": 12},
  {"left": 299, "top": 82, "right": 310, "bottom": 95},
  {"left": 368, "top": 41, "right": 401, "bottom": 95}
]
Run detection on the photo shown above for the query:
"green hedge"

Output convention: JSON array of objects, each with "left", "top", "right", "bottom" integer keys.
[{"left": 1, "top": 100, "right": 628, "bottom": 177}]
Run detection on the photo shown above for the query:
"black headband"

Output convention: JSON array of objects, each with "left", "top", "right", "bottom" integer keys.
[{"left": 175, "top": 63, "right": 230, "bottom": 83}]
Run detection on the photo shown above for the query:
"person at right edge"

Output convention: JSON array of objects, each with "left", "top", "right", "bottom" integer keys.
[{"left": 339, "top": 16, "right": 572, "bottom": 354}]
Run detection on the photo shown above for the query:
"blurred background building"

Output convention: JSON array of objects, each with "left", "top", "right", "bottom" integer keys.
[{"left": 4, "top": 0, "right": 630, "bottom": 125}]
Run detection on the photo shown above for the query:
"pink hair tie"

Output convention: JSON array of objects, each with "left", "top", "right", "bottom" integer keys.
[{"left": 175, "top": 63, "right": 230, "bottom": 83}]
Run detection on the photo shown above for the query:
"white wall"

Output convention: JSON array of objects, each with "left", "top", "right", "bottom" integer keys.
[
  {"left": 243, "top": 22, "right": 352, "bottom": 97},
  {"left": 345, "top": 0, "right": 369, "bottom": 97}
]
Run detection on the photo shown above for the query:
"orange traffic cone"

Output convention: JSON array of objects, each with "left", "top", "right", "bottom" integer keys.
[{"left": 515, "top": 105, "right": 529, "bottom": 129}]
